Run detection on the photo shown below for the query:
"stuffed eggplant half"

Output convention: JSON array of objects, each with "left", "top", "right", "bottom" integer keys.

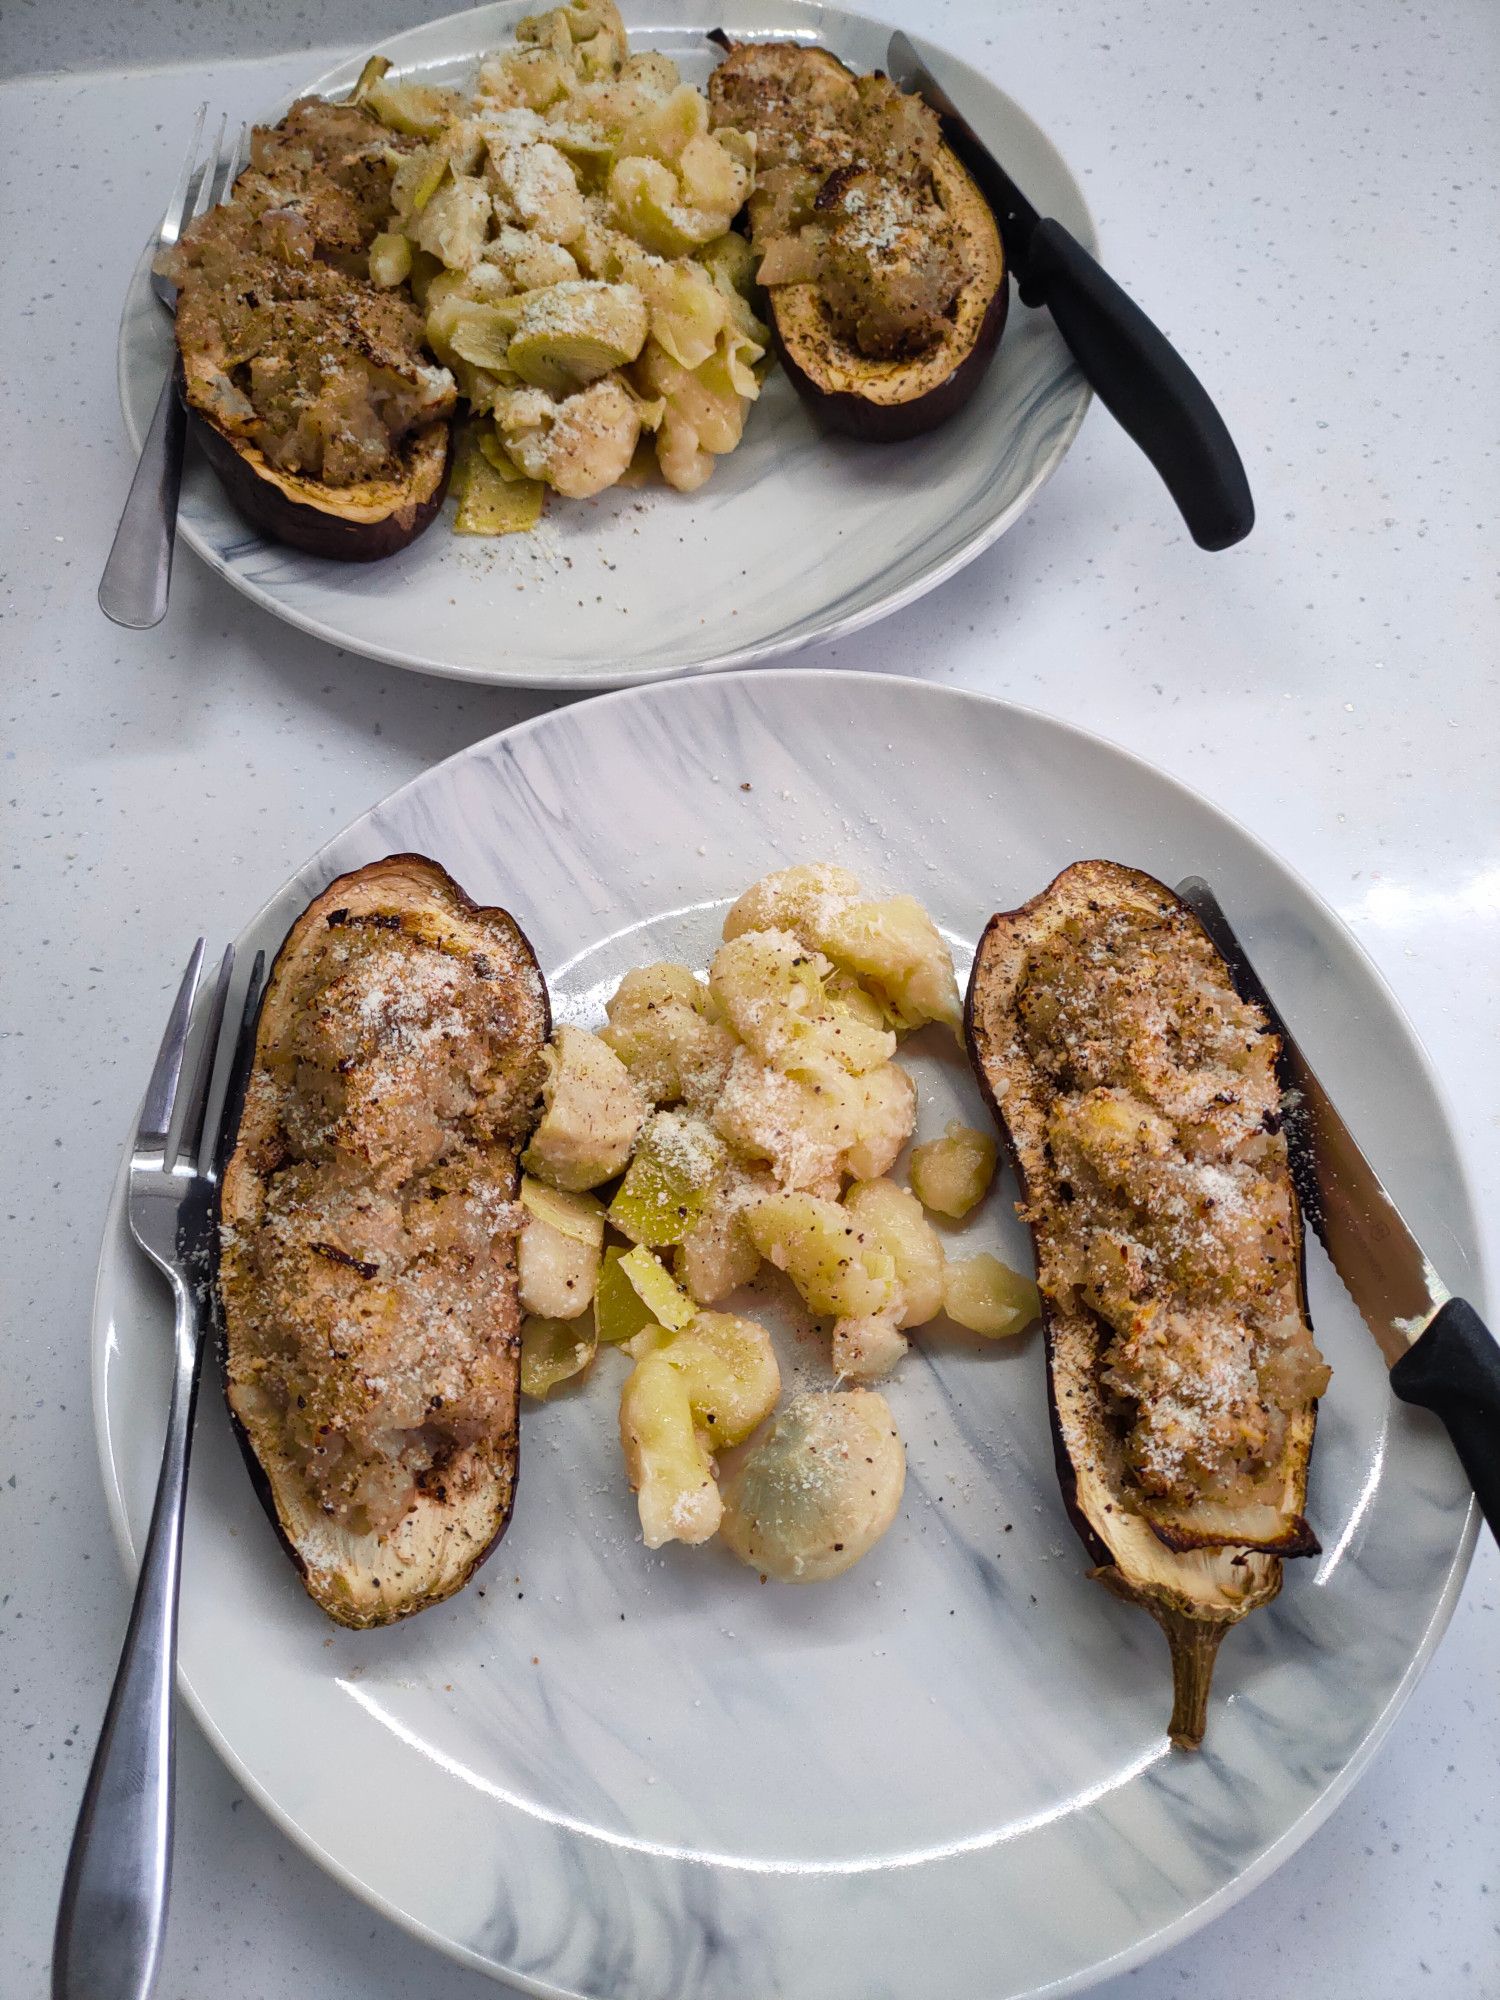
[
  {"left": 966, "top": 861, "right": 1330, "bottom": 1746},
  {"left": 163, "top": 98, "right": 456, "bottom": 560},
  {"left": 707, "top": 39, "right": 1006, "bottom": 441},
  {"left": 217, "top": 856, "right": 549, "bottom": 1627}
]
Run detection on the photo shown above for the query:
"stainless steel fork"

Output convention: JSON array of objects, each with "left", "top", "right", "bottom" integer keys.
[
  {"left": 52, "top": 942, "right": 264, "bottom": 2000},
  {"left": 98, "top": 111, "right": 248, "bottom": 632}
]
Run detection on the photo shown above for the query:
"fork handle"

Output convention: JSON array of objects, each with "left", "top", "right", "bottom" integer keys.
[
  {"left": 98, "top": 356, "right": 187, "bottom": 631},
  {"left": 53, "top": 1287, "right": 203, "bottom": 2000}
]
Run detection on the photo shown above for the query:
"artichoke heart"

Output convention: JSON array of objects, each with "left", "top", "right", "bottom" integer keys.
[{"left": 506, "top": 280, "right": 650, "bottom": 392}]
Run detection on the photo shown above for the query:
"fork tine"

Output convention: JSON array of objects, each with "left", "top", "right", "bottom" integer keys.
[
  {"left": 190, "top": 112, "right": 229, "bottom": 224},
  {"left": 177, "top": 945, "right": 236, "bottom": 1175},
  {"left": 205, "top": 120, "right": 246, "bottom": 214},
  {"left": 211, "top": 950, "right": 267, "bottom": 1180},
  {"left": 137, "top": 941, "right": 205, "bottom": 1155},
  {"left": 160, "top": 100, "right": 208, "bottom": 251}
]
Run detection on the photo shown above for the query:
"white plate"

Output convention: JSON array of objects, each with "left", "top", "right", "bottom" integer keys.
[
  {"left": 93, "top": 672, "right": 1480, "bottom": 1999},
  {"left": 116, "top": 0, "right": 1093, "bottom": 689}
]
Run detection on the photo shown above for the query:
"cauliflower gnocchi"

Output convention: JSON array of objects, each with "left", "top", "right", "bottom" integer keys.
[
  {"left": 746, "top": 1189, "right": 897, "bottom": 1320},
  {"left": 619, "top": 1312, "right": 779, "bottom": 1547},
  {"left": 909, "top": 1121, "right": 997, "bottom": 1218},
  {"left": 719, "top": 1390, "right": 906, "bottom": 1582},
  {"left": 356, "top": 3, "right": 766, "bottom": 527},
  {"left": 601, "top": 962, "right": 734, "bottom": 1109},
  {"left": 510, "top": 861, "right": 1039, "bottom": 1586},
  {"left": 943, "top": 1254, "right": 1041, "bottom": 1338},
  {"left": 522, "top": 1023, "right": 645, "bottom": 1191}
]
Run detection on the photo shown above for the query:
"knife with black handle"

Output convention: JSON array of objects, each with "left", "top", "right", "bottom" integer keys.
[
  {"left": 887, "top": 32, "right": 1254, "bottom": 553},
  {"left": 1176, "top": 877, "right": 1500, "bottom": 1540}
]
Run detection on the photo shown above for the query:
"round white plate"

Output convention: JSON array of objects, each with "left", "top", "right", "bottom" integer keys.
[
  {"left": 116, "top": 0, "right": 1093, "bottom": 689},
  {"left": 94, "top": 672, "right": 1480, "bottom": 1999}
]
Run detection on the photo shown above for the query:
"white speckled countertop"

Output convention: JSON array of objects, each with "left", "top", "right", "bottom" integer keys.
[{"left": 2, "top": 1, "right": 1497, "bottom": 1996}]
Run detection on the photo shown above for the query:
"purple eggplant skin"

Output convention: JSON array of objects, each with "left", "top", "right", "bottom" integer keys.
[{"left": 193, "top": 417, "right": 452, "bottom": 562}]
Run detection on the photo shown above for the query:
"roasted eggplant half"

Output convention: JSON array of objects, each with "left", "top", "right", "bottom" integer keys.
[
  {"left": 217, "top": 855, "right": 550, "bottom": 1628},
  {"left": 166, "top": 95, "right": 456, "bottom": 561},
  {"left": 965, "top": 861, "right": 1329, "bottom": 1746},
  {"left": 190, "top": 413, "right": 451, "bottom": 562},
  {"left": 707, "top": 39, "right": 1007, "bottom": 441}
]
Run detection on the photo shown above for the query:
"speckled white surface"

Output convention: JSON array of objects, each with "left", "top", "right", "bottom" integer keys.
[{"left": 1, "top": 2, "right": 1497, "bottom": 1998}]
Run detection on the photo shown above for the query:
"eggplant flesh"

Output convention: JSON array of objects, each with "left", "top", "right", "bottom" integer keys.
[
  {"left": 965, "top": 860, "right": 1325, "bottom": 1747},
  {"left": 707, "top": 39, "right": 1007, "bottom": 441},
  {"left": 216, "top": 855, "right": 550, "bottom": 1628}
]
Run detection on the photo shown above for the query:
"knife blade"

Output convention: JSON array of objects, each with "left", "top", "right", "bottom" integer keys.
[
  {"left": 1175, "top": 876, "right": 1500, "bottom": 1538},
  {"left": 884, "top": 30, "right": 1255, "bottom": 553}
]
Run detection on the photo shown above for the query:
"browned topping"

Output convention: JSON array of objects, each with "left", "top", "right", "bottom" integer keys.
[
  {"left": 225, "top": 915, "right": 546, "bottom": 1538},
  {"left": 709, "top": 50, "right": 963, "bottom": 359},
  {"left": 165, "top": 98, "right": 455, "bottom": 485},
  {"left": 1017, "top": 903, "right": 1330, "bottom": 1509}
]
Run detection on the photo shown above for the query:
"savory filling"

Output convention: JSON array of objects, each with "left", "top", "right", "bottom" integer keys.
[
  {"left": 1016, "top": 903, "right": 1331, "bottom": 1511},
  {"left": 709, "top": 49, "right": 964, "bottom": 359},
  {"left": 164, "top": 99, "right": 456, "bottom": 485},
  {"left": 226, "top": 915, "right": 543, "bottom": 1537}
]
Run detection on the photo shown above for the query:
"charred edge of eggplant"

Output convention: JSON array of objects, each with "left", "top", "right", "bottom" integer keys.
[
  {"left": 192, "top": 415, "right": 452, "bottom": 562},
  {"left": 771, "top": 276, "right": 1009, "bottom": 443},
  {"left": 212, "top": 855, "right": 548, "bottom": 1628}
]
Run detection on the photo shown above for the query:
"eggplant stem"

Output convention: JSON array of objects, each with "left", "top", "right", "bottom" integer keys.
[{"left": 1153, "top": 1607, "right": 1227, "bottom": 1750}]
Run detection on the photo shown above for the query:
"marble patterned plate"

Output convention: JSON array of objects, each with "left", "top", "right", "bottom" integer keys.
[
  {"left": 92, "top": 673, "right": 1480, "bottom": 1999},
  {"left": 115, "top": 0, "right": 1093, "bottom": 689}
]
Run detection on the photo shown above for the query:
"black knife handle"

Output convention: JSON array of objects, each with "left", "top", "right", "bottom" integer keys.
[
  {"left": 1020, "top": 218, "right": 1254, "bottom": 552},
  {"left": 1390, "top": 1298, "right": 1500, "bottom": 1542}
]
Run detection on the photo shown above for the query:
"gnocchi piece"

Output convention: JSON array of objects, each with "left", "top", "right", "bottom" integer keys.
[
  {"left": 675, "top": 1161, "right": 773, "bottom": 1304},
  {"left": 909, "top": 1122, "right": 998, "bottom": 1219},
  {"left": 844, "top": 1178, "right": 945, "bottom": 1327},
  {"left": 619, "top": 1356, "right": 719, "bottom": 1547},
  {"left": 497, "top": 376, "right": 644, "bottom": 498},
  {"left": 840, "top": 1061, "right": 918, "bottom": 1183},
  {"left": 522, "top": 1023, "right": 646, "bottom": 1190},
  {"left": 601, "top": 961, "right": 735, "bottom": 1108},
  {"left": 521, "top": 1312, "right": 598, "bottom": 1397},
  {"left": 607, "top": 1109, "right": 726, "bottom": 1247},
  {"left": 619, "top": 1311, "right": 779, "bottom": 1546},
  {"left": 710, "top": 929, "right": 893, "bottom": 1077},
  {"left": 820, "top": 895, "right": 963, "bottom": 1032},
  {"left": 367, "top": 230, "right": 413, "bottom": 287},
  {"left": 746, "top": 1189, "right": 896, "bottom": 1320},
  {"left": 517, "top": 1178, "right": 604, "bottom": 1319},
  {"left": 713, "top": 1047, "right": 849, "bottom": 1194},
  {"left": 943, "top": 1254, "right": 1041, "bottom": 1338},
  {"left": 830, "top": 1312, "right": 908, "bottom": 1381},
  {"left": 719, "top": 1390, "right": 906, "bottom": 1582},
  {"left": 628, "top": 1311, "right": 780, "bottom": 1449},
  {"left": 722, "top": 862, "right": 862, "bottom": 944}
]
